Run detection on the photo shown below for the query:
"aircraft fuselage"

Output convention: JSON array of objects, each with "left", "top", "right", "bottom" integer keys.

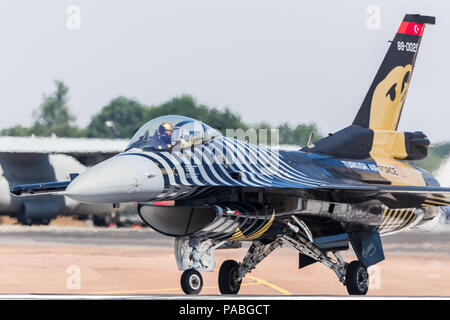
[{"left": 62, "top": 135, "right": 441, "bottom": 239}]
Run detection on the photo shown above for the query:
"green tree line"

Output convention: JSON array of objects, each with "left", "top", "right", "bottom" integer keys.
[{"left": 1, "top": 80, "right": 322, "bottom": 147}]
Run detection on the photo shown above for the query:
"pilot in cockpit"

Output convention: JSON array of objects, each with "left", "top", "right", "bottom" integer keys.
[{"left": 155, "top": 122, "right": 174, "bottom": 149}]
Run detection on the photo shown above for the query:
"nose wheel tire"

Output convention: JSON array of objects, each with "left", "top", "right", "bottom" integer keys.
[
  {"left": 345, "top": 260, "right": 369, "bottom": 295},
  {"left": 180, "top": 269, "right": 203, "bottom": 295},
  {"left": 218, "top": 260, "right": 242, "bottom": 294}
]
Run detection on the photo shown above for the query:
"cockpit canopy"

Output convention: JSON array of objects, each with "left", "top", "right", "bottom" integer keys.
[{"left": 126, "top": 115, "right": 222, "bottom": 152}]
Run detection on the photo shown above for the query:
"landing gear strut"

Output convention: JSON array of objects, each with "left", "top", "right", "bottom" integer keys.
[
  {"left": 217, "top": 239, "right": 284, "bottom": 295},
  {"left": 214, "top": 218, "right": 370, "bottom": 296}
]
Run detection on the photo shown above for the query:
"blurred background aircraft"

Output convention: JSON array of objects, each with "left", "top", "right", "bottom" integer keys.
[{"left": 0, "top": 135, "right": 143, "bottom": 226}]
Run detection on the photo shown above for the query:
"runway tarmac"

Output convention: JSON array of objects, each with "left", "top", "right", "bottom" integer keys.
[
  {"left": 0, "top": 223, "right": 449, "bottom": 250},
  {"left": 0, "top": 223, "right": 448, "bottom": 297}
]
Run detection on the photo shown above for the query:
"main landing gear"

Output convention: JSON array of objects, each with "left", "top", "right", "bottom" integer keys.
[
  {"left": 174, "top": 220, "right": 370, "bottom": 295},
  {"left": 214, "top": 238, "right": 369, "bottom": 295},
  {"left": 218, "top": 260, "right": 241, "bottom": 294},
  {"left": 281, "top": 218, "right": 370, "bottom": 295},
  {"left": 345, "top": 261, "right": 369, "bottom": 295}
]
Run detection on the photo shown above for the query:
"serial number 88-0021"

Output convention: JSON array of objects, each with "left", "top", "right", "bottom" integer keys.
[{"left": 397, "top": 41, "right": 417, "bottom": 52}]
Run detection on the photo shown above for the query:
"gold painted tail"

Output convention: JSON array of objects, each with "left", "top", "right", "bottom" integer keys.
[{"left": 353, "top": 14, "right": 435, "bottom": 130}]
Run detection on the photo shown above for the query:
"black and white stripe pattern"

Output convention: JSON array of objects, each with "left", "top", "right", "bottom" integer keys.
[{"left": 123, "top": 136, "right": 326, "bottom": 200}]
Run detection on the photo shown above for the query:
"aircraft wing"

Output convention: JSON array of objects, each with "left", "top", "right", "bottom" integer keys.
[
  {"left": 314, "top": 184, "right": 450, "bottom": 208},
  {"left": 140, "top": 181, "right": 450, "bottom": 209},
  {"left": 11, "top": 169, "right": 450, "bottom": 208}
]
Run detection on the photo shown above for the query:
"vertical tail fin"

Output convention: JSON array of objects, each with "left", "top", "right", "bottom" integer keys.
[{"left": 353, "top": 14, "right": 435, "bottom": 130}]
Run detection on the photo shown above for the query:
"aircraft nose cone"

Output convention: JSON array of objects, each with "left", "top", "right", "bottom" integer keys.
[{"left": 65, "top": 154, "right": 164, "bottom": 204}]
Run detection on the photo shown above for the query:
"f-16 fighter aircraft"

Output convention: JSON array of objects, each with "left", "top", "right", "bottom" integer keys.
[{"left": 12, "top": 14, "right": 442, "bottom": 295}]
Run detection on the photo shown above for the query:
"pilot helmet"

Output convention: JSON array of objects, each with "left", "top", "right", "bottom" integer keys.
[{"left": 158, "top": 122, "right": 174, "bottom": 137}]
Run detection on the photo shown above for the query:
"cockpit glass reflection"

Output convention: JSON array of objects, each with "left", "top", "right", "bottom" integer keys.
[{"left": 126, "top": 115, "right": 221, "bottom": 152}]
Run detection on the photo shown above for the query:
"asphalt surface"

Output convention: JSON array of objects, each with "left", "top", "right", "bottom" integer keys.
[
  {"left": 0, "top": 225, "right": 174, "bottom": 247},
  {"left": 0, "top": 224, "right": 448, "bottom": 253},
  {"left": 0, "top": 222, "right": 448, "bottom": 297}
]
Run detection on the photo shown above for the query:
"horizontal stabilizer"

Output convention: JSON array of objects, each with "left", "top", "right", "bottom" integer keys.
[{"left": 349, "top": 232, "right": 385, "bottom": 268}]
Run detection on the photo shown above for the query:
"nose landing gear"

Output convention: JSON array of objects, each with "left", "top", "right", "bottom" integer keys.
[
  {"left": 175, "top": 237, "right": 226, "bottom": 295},
  {"left": 180, "top": 269, "right": 203, "bottom": 295}
]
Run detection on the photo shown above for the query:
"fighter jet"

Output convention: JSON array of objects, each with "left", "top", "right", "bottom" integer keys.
[{"left": 12, "top": 14, "right": 443, "bottom": 295}]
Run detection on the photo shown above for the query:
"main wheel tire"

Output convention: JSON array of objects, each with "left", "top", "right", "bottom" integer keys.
[
  {"left": 218, "top": 260, "right": 242, "bottom": 294},
  {"left": 180, "top": 269, "right": 203, "bottom": 295},
  {"left": 345, "top": 260, "right": 369, "bottom": 295}
]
